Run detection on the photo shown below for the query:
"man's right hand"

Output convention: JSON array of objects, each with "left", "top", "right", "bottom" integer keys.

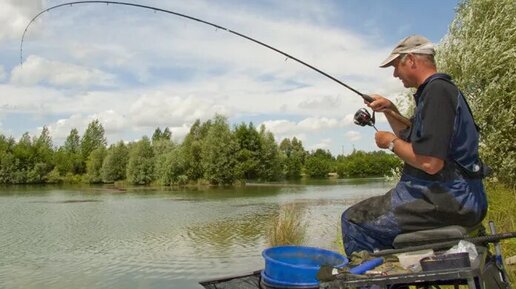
[{"left": 365, "top": 94, "right": 393, "bottom": 112}]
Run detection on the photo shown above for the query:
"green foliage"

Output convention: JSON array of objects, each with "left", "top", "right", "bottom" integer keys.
[
  {"left": 483, "top": 182, "right": 516, "bottom": 282},
  {"left": 101, "top": 142, "right": 129, "bottom": 183},
  {"left": 12, "top": 132, "right": 33, "bottom": 173},
  {"left": 0, "top": 135, "right": 18, "bottom": 183},
  {"left": 257, "top": 125, "right": 283, "bottom": 181},
  {"left": 437, "top": 0, "right": 515, "bottom": 186},
  {"left": 80, "top": 119, "right": 107, "bottom": 169},
  {"left": 234, "top": 122, "right": 261, "bottom": 180},
  {"left": 155, "top": 146, "right": 188, "bottom": 186},
  {"left": 126, "top": 137, "right": 155, "bottom": 185},
  {"left": 151, "top": 127, "right": 172, "bottom": 143},
  {"left": 61, "top": 129, "right": 84, "bottom": 174},
  {"left": 85, "top": 147, "right": 106, "bottom": 183},
  {"left": 1, "top": 116, "right": 406, "bottom": 185},
  {"left": 33, "top": 127, "right": 54, "bottom": 166},
  {"left": 182, "top": 119, "right": 210, "bottom": 181},
  {"left": 336, "top": 150, "right": 401, "bottom": 178},
  {"left": 45, "top": 167, "right": 62, "bottom": 184},
  {"left": 279, "top": 137, "right": 306, "bottom": 179},
  {"left": 304, "top": 149, "right": 333, "bottom": 178},
  {"left": 201, "top": 115, "right": 240, "bottom": 185},
  {"left": 64, "top": 128, "right": 80, "bottom": 153}
]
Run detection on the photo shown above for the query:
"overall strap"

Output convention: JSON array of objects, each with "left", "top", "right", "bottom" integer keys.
[{"left": 426, "top": 74, "right": 480, "bottom": 132}]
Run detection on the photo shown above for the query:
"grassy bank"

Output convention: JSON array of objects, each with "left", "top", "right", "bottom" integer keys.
[{"left": 483, "top": 182, "right": 516, "bottom": 283}]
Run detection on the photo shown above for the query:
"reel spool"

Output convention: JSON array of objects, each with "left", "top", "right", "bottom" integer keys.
[{"left": 353, "top": 108, "right": 377, "bottom": 130}]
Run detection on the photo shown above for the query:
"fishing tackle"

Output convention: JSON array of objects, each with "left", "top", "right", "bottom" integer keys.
[
  {"left": 353, "top": 108, "right": 377, "bottom": 131},
  {"left": 20, "top": 1, "right": 410, "bottom": 127}
]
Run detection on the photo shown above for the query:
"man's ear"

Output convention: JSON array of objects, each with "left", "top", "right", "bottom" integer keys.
[{"left": 408, "top": 54, "right": 417, "bottom": 68}]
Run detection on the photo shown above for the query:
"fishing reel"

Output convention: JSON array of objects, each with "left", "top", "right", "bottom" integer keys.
[{"left": 353, "top": 108, "right": 377, "bottom": 131}]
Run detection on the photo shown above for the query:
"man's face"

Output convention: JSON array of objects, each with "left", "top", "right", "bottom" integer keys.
[{"left": 392, "top": 55, "right": 416, "bottom": 88}]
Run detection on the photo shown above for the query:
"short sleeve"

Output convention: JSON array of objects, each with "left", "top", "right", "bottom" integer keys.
[{"left": 412, "top": 80, "right": 458, "bottom": 159}]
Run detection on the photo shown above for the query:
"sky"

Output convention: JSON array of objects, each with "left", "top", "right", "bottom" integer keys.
[{"left": 0, "top": 0, "right": 461, "bottom": 155}]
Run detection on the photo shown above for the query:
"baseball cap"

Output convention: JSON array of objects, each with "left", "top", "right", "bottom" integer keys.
[{"left": 379, "top": 35, "right": 435, "bottom": 68}]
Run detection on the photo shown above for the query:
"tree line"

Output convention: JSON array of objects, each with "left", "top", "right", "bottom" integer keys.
[{"left": 0, "top": 115, "right": 400, "bottom": 185}]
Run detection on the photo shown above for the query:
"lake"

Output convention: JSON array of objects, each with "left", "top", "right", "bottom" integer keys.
[{"left": 0, "top": 179, "right": 390, "bottom": 289}]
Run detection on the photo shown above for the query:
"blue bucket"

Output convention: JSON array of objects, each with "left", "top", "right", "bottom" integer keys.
[{"left": 262, "top": 246, "right": 348, "bottom": 287}]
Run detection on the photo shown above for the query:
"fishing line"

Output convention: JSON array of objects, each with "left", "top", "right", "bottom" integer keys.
[{"left": 20, "top": 1, "right": 411, "bottom": 126}]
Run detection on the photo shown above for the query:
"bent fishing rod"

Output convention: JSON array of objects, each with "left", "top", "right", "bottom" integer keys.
[{"left": 20, "top": 1, "right": 410, "bottom": 127}]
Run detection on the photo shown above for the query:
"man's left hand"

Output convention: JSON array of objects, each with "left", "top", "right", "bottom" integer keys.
[{"left": 375, "top": 131, "right": 397, "bottom": 149}]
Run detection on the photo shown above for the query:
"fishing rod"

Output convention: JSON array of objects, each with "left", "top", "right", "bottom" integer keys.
[{"left": 20, "top": 1, "right": 411, "bottom": 127}]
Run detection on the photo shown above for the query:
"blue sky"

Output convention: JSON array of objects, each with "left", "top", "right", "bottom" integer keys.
[{"left": 0, "top": 0, "right": 460, "bottom": 155}]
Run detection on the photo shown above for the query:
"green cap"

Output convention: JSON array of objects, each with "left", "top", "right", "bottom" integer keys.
[{"left": 380, "top": 35, "right": 435, "bottom": 68}]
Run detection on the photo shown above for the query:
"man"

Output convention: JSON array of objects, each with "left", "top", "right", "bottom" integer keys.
[{"left": 341, "top": 35, "right": 488, "bottom": 256}]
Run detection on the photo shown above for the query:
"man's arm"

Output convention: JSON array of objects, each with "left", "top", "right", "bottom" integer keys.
[
  {"left": 366, "top": 95, "right": 410, "bottom": 136},
  {"left": 375, "top": 131, "right": 444, "bottom": 174}
]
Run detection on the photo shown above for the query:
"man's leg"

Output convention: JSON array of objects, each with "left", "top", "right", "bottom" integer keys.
[{"left": 341, "top": 190, "right": 400, "bottom": 256}]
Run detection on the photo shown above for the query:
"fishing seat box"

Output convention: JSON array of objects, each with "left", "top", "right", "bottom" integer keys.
[{"left": 393, "top": 225, "right": 473, "bottom": 248}]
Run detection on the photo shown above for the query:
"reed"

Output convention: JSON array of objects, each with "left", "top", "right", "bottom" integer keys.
[{"left": 267, "top": 203, "right": 306, "bottom": 247}]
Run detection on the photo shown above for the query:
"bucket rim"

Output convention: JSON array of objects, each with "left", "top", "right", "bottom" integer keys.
[{"left": 262, "top": 245, "right": 348, "bottom": 269}]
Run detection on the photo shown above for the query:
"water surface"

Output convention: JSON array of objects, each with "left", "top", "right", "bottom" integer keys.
[{"left": 0, "top": 179, "right": 389, "bottom": 289}]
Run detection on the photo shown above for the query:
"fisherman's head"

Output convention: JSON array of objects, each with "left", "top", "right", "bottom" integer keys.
[{"left": 380, "top": 35, "right": 436, "bottom": 88}]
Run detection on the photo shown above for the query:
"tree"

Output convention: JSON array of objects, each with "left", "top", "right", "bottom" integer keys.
[
  {"left": 155, "top": 146, "right": 188, "bottom": 185},
  {"left": 437, "top": 0, "right": 515, "bottom": 186},
  {"left": 234, "top": 122, "right": 261, "bottom": 180},
  {"left": 183, "top": 119, "right": 211, "bottom": 181},
  {"left": 0, "top": 135, "right": 20, "bottom": 184},
  {"left": 257, "top": 125, "right": 283, "bottom": 181},
  {"left": 60, "top": 128, "right": 83, "bottom": 174},
  {"left": 126, "top": 137, "right": 155, "bottom": 185},
  {"left": 201, "top": 115, "right": 239, "bottom": 185},
  {"left": 151, "top": 127, "right": 175, "bottom": 157},
  {"left": 101, "top": 141, "right": 129, "bottom": 183},
  {"left": 336, "top": 150, "right": 401, "bottom": 178},
  {"left": 80, "top": 119, "right": 107, "bottom": 168},
  {"left": 151, "top": 128, "right": 163, "bottom": 143},
  {"left": 64, "top": 128, "right": 80, "bottom": 153},
  {"left": 279, "top": 137, "right": 305, "bottom": 179},
  {"left": 304, "top": 149, "right": 333, "bottom": 178},
  {"left": 28, "top": 126, "right": 54, "bottom": 183},
  {"left": 85, "top": 147, "right": 106, "bottom": 183},
  {"left": 13, "top": 132, "right": 32, "bottom": 173}
]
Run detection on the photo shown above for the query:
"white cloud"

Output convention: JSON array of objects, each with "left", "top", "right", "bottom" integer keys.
[
  {"left": 308, "top": 138, "right": 333, "bottom": 151},
  {"left": 298, "top": 95, "right": 342, "bottom": 110},
  {"left": 0, "top": 0, "right": 42, "bottom": 43},
  {"left": 298, "top": 117, "right": 340, "bottom": 130},
  {"left": 259, "top": 116, "right": 353, "bottom": 142},
  {"left": 11, "top": 55, "right": 116, "bottom": 87},
  {"left": 45, "top": 111, "right": 129, "bottom": 145},
  {"left": 344, "top": 130, "right": 361, "bottom": 142},
  {"left": 45, "top": 114, "right": 89, "bottom": 142},
  {"left": 168, "top": 124, "right": 192, "bottom": 142},
  {"left": 129, "top": 92, "right": 230, "bottom": 128}
]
